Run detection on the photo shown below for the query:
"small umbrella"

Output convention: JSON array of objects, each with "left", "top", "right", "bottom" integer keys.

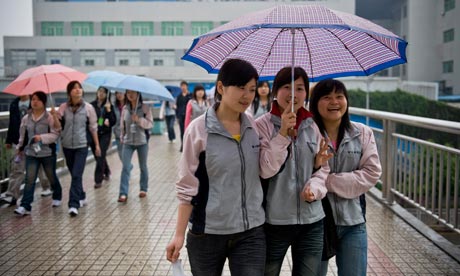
[
  {"left": 165, "top": 85, "right": 182, "bottom": 98},
  {"left": 3, "top": 64, "right": 87, "bottom": 107},
  {"left": 83, "top": 70, "right": 124, "bottom": 88},
  {"left": 102, "top": 75, "right": 174, "bottom": 102}
]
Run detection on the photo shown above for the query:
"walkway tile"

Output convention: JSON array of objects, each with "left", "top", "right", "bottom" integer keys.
[{"left": 0, "top": 131, "right": 459, "bottom": 275}]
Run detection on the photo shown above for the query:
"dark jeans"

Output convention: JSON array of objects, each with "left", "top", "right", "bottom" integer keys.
[
  {"left": 186, "top": 226, "right": 266, "bottom": 276},
  {"left": 177, "top": 114, "right": 185, "bottom": 149},
  {"left": 265, "top": 220, "right": 324, "bottom": 276},
  {"left": 63, "top": 147, "right": 88, "bottom": 209},
  {"left": 90, "top": 132, "right": 111, "bottom": 184},
  {"left": 21, "top": 155, "right": 62, "bottom": 211},
  {"left": 165, "top": 115, "right": 176, "bottom": 141}
]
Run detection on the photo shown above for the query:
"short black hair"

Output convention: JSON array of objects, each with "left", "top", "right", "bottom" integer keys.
[{"left": 214, "top": 58, "right": 259, "bottom": 101}]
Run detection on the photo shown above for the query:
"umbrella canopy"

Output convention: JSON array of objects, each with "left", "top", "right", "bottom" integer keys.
[
  {"left": 83, "top": 70, "right": 124, "bottom": 88},
  {"left": 103, "top": 75, "right": 174, "bottom": 102},
  {"left": 3, "top": 64, "right": 87, "bottom": 96},
  {"left": 182, "top": 4, "right": 407, "bottom": 82}
]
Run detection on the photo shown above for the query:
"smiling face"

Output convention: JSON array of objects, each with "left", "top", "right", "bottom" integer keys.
[
  {"left": 126, "top": 90, "right": 139, "bottom": 103},
  {"left": 317, "top": 89, "right": 348, "bottom": 124},
  {"left": 275, "top": 77, "right": 307, "bottom": 113},
  {"left": 217, "top": 78, "right": 257, "bottom": 114}
]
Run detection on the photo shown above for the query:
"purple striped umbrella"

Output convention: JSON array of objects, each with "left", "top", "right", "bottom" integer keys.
[{"left": 183, "top": 5, "right": 407, "bottom": 83}]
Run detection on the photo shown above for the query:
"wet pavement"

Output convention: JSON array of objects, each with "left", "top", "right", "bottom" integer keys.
[{"left": 0, "top": 130, "right": 459, "bottom": 276}]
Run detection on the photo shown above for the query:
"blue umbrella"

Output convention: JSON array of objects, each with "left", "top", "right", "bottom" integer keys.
[
  {"left": 83, "top": 70, "right": 124, "bottom": 88},
  {"left": 102, "top": 75, "right": 174, "bottom": 102},
  {"left": 165, "top": 85, "right": 181, "bottom": 98}
]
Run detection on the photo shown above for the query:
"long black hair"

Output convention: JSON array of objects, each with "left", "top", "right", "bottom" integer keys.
[
  {"left": 252, "top": 81, "right": 272, "bottom": 114},
  {"left": 310, "top": 79, "right": 351, "bottom": 145}
]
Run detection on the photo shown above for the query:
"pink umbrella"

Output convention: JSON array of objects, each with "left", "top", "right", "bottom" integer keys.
[{"left": 3, "top": 64, "right": 87, "bottom": 96}]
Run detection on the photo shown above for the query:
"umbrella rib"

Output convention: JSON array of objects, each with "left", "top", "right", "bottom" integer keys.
[
  {"left": 258, "top": 28, "right": 289, "bottom": 77},
  {"left": 299, "top": 28, "right": 315, "bottom": 80},
  {"left": 323, "top": 29, "right": 368, "bottom": 75}
]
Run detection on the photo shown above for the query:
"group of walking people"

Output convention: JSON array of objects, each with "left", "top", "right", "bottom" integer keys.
[
  {"left": 166, "top": 58, "right": 382, "bottom": 276},
  {"left": 2, "top": 80, "right": 153, "bottom": 217}
]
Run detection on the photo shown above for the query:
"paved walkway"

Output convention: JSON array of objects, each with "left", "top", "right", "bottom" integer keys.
[{"left": 0, "top": 131, "right": 459, "bottom": 276}]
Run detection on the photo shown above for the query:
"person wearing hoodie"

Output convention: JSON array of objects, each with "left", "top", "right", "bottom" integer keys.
[
  {"left": 14, "top": 91, "right": 62, "bottom": 216},
  {"left": 309, "top": 79, "right": 382, "bottom": 276},
  {"left": 53, "top": 80, "right": 100, "bottom": 217},
  {"left": 166, "top": 58, "right": 266, "bottom": 276},
  {"left": 117, "top": 90, "right": 153, "bottom": 202},
  {"left": 256, "top": 66, "right": 332, "bottom": 276}
]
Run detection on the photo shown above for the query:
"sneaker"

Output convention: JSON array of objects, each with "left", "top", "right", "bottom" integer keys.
[
  {"left": 94, "top": 182, "right": 102, "bottom": 189},
  {"left": 0, "top": 192, "right": 11, "bottom": 198},
  {"left": 139, "top": 191, "right": 147, "bottom": 198},
  {"left": 41, "top": 189, "right": 52, "bottom": 197},
  {"left": 118, "top": 195, "right": 127, "bottom": 203},
  {"left": 52, "top": 200, "right": 61, "bottom": 207},
  {"left": 1, "top": 196, "right": 17, "bottom": 206},
  {"left": 14, "top": 206, "right": 30, "bottom": 216},
  {"left": 79, "top": 199, "right": 88, "bottom": 208},
  {"left": 69, "top": 207, "right": 78, "bottom": 217}
]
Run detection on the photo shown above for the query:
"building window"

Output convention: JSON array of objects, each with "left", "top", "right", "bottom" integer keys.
[
  {"left": 191, "top": 22, "right": 213, "bottom": 36},
  {"left": 443, "top": 29, "right": 454, "bottom": 43},
  {"left": 132, "top": 22, "right": 154, "bottom": 36},
  {"left": 72, "top": 22, "right": 94, "bottom": 36},
  {"left": 161, "top": 22, "right": 184, "bottom": 36},
  {"left": 115, "top": 50, "right": 140, "bottom": 66},
  {"left": 102, "top": 22, "right": 124, "bottom": 36},
  {"left": 444, "top": 87, "right": 453, "bottom": 95},
  {"left": 149, "top": 49, "right": 175, "bottom": 66},
  {"left": 442, "top": 60, "right": 454, "bottom": 73},
  {"left": 41, "top": 22, "right": 64, "bottom": 36},
  {"left": 46, "top": 49, "right": 72, "bottom": 66},
  {"left": 444, "top": 0, "right": 455, "bottom": 12},
  {"left": 80, "top": 49, "right": 105, "bottom": 67},
  {"left": 10, "top": 49, "right": 37, "bottom": 69}
]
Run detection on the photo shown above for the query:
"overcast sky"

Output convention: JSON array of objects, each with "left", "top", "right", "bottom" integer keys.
[{"left": 0, "top": 0, "right": 33, "bottom": 55}]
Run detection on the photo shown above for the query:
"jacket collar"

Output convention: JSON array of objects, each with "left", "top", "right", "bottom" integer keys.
[
  {"left": 205, "top": 102, "right": 253, "bottom": 138},
  {"left": 270, "top": 100, "right": 312, "bottom": 130}
]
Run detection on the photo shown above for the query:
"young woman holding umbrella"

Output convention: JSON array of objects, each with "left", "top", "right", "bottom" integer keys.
[
  {"left": 166, "top": 58, "right": 266, "bottom": 275},
  {"left": 309, "top": 79, "right": 382, "bottom": 276},
  {"left": 90, "top": 87, "right": 116, "bottom": 188},
  {"left": 256, "top": 66, "right": 332, "bottom": 276},
  {"left": 53, "top": 81, "right": 100, "bottom": 217},
  {"left": 118, "top": 90, "right": 153, "bottom": 202}
]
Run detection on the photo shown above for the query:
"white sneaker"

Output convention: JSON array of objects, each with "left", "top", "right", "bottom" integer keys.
[
  {"left": 79, "top": 199, "right": 88, "bottom": 208},
  {"left": 52, "top": 200, "right": 61, "bottom": 207},
  {"left": 41, "top": 189, "right": 52, "bottom": 197},
  {"left": 14, "top": 206, "right": 30, "bottom": 216},
  {"left": 69, "top": 207, "right": 78, "bottom": 217}
]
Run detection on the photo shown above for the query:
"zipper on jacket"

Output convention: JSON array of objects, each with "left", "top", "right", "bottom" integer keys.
[
  {"left": 237, "top": 140, "right": 250, "bottom": 230},
  {"left": 294, "top": 141, "right": 301, "bottom": 224}
]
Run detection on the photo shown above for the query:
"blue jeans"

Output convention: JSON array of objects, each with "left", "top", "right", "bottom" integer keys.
[
  {"left": 21, "top": 155, "right": 62, "bottom": 211},
  {"left": 186, "top": 226, "right": 266, "bottom": 276},
  {"left": 165, "top": 115, "right": 176, "bottom": 141},
  {"left": 265, "top": 220, "right": 324, "bottom": 276},
  {"left": 63, "top": 147, "right": 88, "bottom": 209},
  {"left": 321, "top": 223, "right": 367, "bottom": 276},
  {"left": 119, "top": 143, "right": 148, "bottom": 197},
  {"left": 115, "top": 138, "right": 123, "bottom": 161}
]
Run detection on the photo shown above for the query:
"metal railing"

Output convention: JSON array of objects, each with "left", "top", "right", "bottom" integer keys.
[{"left": 350, "top": 107, "right": 460, "bottom": 234}]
